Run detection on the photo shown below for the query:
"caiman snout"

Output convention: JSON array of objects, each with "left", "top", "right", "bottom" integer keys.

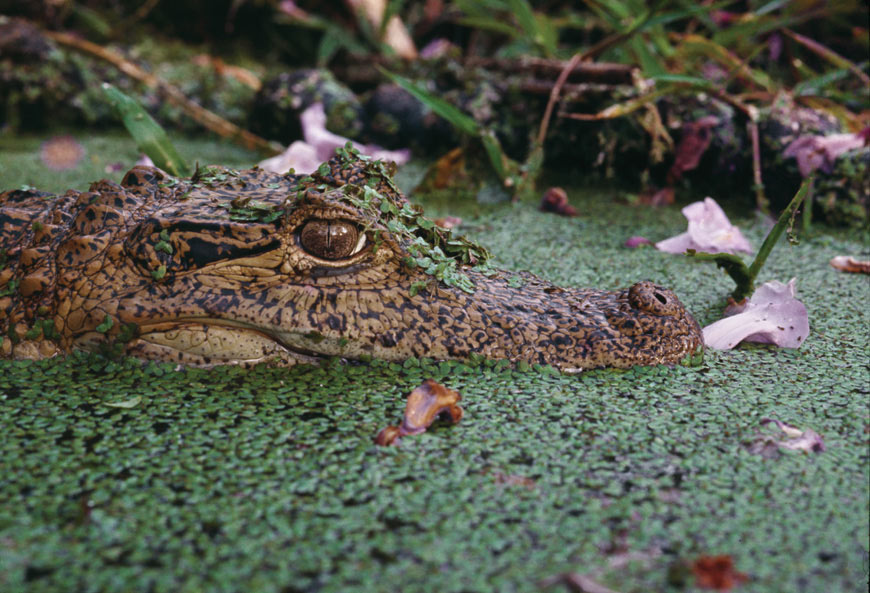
[{"left": 628, "top": 281, "right": 683, "bottom": 316}]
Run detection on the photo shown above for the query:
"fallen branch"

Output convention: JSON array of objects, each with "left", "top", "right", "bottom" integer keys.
[
  {"left": 44, "top": 30, "right": 283, "bottom": 156},
  {"left": 332, "top": 55, "right": 636, "bottom": 87}
]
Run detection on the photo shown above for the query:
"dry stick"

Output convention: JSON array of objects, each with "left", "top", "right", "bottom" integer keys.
[
  {"left": 535, "top": 52, "right": 585, "bottom": 148},
  {"left": 464, "top": 57, "right": 635, "bottom": 84},
  {"left": 782, "top": 28, "right": 870, "bottom": 87},
  {"left": 746, "top": 108, "right": 768, "bottom": 213},
  {"left": 119, "top": 0, "right": 163, "bottom": 31},
  {"left": 44, "top": 30, "right": 284, "bottom": 156}
]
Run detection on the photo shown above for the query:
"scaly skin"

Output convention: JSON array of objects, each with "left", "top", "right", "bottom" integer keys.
[{"left": 0, "top": 154, "right": 703, "bottom": 371}]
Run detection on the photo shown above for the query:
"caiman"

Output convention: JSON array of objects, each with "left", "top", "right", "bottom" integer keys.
[{"left": 0, "top": 150, "right": 703, "bottom": 372}]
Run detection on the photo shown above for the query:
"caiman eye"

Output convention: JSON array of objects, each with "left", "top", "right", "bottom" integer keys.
[{"left": 299, "top": 219, "right": 366, "bottom": 260}]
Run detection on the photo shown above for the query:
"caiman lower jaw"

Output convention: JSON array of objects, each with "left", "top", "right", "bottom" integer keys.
[{"left": 128, "top": 319, "right": 328, "bottom": 367}]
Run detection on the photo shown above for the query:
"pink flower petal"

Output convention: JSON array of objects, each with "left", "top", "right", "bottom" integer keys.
[
  {"left": 40, "top": 135, "right": 85, "bottom": 171},
  {"left": 656, "top": 197, "right": 752, "bottom": 255},
  {"left": 301, "top": 102, "right": 411, "bottom": 165},
  {"left": 260, "top": 103, "right": 411, "bottom": 174},
  {"left": 258, "top": 141, "right": 321, "bottom": 174},
  {"left": 783, "top": 133, "right": 864, "bottom": 177},
  {"left": 703, "top": 278, "right": 809, "bottom": 349},
  {"left": 654, "top": 231, "right": 694, "bottom": 254}
]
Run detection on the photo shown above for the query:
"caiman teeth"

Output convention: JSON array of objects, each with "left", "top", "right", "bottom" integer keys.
[{"left": 349, "top": 232, "right": 366, "bottom": 256}]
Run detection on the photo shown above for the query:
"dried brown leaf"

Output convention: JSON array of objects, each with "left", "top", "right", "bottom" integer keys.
[
  {"left": 691, "top": 555, "right": 748, "bottom": 591},
  {"left": 375, "top": 380, "right": 463, "bottom": 446}
]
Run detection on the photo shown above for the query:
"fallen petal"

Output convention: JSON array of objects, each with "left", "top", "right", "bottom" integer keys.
[
  {"left": 40, "top": 135, "right": 85, "bottom": 171},
  {"left": 830, "top": 255, "right": 870, "bottom": 274},
  {"left": 684, "top": 198, "right": 753, "bottom": 254},
  {"left": 624, "top": 236, "right": 653, "bottom": 248},
  {"left": 301, "top": 102, "right": 411, "bottom": 165},
  {"left": 135, "top": 154, "right": 155, "bottom": 168},
  {"left": 259, "top": 102, "right": 411, "bottom": 174},
  {"left": 258, "top": 141, "right": 321, "bottom": 174},
  {"left": 434, "top": 216, "right": 462, "bottom": 230},
  {"left": 703, "top": 278, "right": 809, "bottom": 349},
  {"left": 783, "top": 133, "right": 864, "bottom": 177},
  {"left": 656, "top": 197, "right": 751, "bottom": 255},
  {"left": 654, "top": 231, "right": 694, "bottom": 254},
  {"left": 375, "top": 380, "right": 463, "bottom": 446}
]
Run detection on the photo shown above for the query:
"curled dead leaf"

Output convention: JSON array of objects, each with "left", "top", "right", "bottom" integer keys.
[
  {"left": 491, "top": 470, "right": 536, "bottom": 489},
  {"left": 539, "top": 187, "right": 578, "bottom": 217},
  {"left": 830, "top": 256, "right": 870, "bottom": 274},
  {"left": 747, "top": 418, "right": 826, "bottom": 458},
  {"left": 375, "top": 380, "right": 463, "bottom": 446}
]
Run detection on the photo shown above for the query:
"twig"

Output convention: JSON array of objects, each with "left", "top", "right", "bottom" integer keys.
[
  {"left": 782, "top": 28, "right": 870, "bottom": 86},
  {"left": 116, "top": 0, "right": 162, "bottom": 33},
  {"left": 464, "top": 56, "right": 635, "bottom": 84},
  {"left": 536, "top": 52, "right": 584, "bottom": 148},
  {"left": 332, "top": 56, "right": 636, "bottom": 86},
  {"left": 44, "top": 30, "right": 283, "bottom": 156},
  {"left": 746, "top": 106, "right": 768, "bottom": 213}
]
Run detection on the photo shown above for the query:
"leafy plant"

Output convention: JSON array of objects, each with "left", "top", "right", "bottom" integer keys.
[{"left": 102, "top": 83, "right": 191, "bottom": 177}]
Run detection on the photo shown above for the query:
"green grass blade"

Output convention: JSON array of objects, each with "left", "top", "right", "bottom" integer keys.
[
  {"left": 378, "top": 68, "right": 480, "bottom": 135},
  {"left": 102, "top": 83, "right": 191, "bottom": 177},
  {"left": 746, "top": 177, "right": 813, "bottom": 283},
  {"left": 507, "top": 0, "right": 540, "bottom": 43}
]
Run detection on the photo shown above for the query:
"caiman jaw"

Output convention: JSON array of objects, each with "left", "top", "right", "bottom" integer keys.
[{"left": 116, "top": 273, "right": 703, "bottom": 371}]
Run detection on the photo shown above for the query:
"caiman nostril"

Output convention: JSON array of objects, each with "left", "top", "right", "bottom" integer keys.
[{"left": 628, "top": 281, "right": 681, "bottom": 316}]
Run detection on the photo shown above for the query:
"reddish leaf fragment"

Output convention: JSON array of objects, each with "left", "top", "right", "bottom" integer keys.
[
  {"left": 539, "top": 187, "right": 578, "bottom": 217},
  {"left": 667, "top": 116, "right": 719, "bottom": 184},
  {"left": 638, "top": 186, "right": 675, "bottom": 206},
  {"left": 492, "top": 471, "right": 536, "bottom": 489},
  {"left": 691, "top": 555, "right": 748, "bottom": 591},
  {"left": 830, "top": 256, "right": 870, "bottom": 274},
  {"left": 375, "top": 380, "right": 463, "bottom": 446}
]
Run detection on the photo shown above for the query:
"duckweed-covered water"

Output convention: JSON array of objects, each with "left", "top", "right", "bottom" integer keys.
[{"left": 1, "top": 133, "right": 868, "bottom": 593}]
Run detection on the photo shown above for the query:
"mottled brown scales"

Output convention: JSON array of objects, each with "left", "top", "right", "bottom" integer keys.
[{"left": 0, "top": 154, "right": 703, "bottom": 371}]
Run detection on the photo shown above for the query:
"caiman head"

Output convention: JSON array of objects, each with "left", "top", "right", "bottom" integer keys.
[{"left": 0, "top": 151, "right": 703, "bottom": 371}]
